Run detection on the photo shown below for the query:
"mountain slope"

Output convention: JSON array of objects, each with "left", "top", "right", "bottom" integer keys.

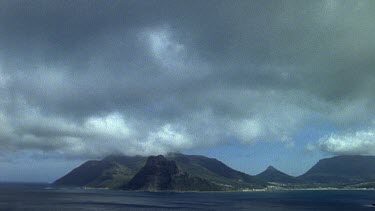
[
  {"left": 167, "top": 153, "right": 266, "bottom": 189},
  {"left": 255, "top": 166, "right": 297, "bottom": 183},
  {"left": 53, "top": 160, "right": 117, "bottom": 187},
  {"left": 298, "top": 155, "right": 375, "bottom": 184},
  {"left": 53, "top": 155, "right": 147, "bottom": 188}
]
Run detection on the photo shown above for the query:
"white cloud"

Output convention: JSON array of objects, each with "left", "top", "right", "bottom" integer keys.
[
  {"left": 230, "top": 119, "right": 263, "bottom": 143},
  {"left": 0, "top": 112, "right": 13, "bottom": 146},
  {"left": 222, "top": 90, "right": 311, "bottom": 144},
  {"left": 142, "top": 124, "right": 193, "bottom": 155},
  {"left": 148, "top": 26, "right": 185, "bottom": 67},
  {"left": 0, "top": 64, "right": 11, "bottom": 106},
  {"left": 143, "top": 25, "right": 211, "bottom": 78},
  {"left": 2, "top": 104, "right": 197, "bottom": 158},
  {"left": 0, "top": 66, "right": 10, "bottom": 88},
  {"left": 84, "top": 113, "right": 132, "bottom": 140},
  {"left": 328, "top": 98, "right": 371, "bottom": 127},
  {"left": 316, "top": 130, "right": 375, "bottom": 155}
]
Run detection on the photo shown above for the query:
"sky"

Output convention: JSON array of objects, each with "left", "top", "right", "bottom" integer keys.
[{"left": 1, "top": 0, "right": 375, "bottom": 182}]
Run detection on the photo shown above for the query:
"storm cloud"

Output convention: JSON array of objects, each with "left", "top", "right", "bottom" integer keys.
[{"left": 0, "top": 0, "right": 375, "bottom": 159}]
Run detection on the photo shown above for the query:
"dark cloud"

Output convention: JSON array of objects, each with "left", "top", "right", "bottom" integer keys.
[{"left": 0, "top": 0, "right": 375, "bottom": 158}]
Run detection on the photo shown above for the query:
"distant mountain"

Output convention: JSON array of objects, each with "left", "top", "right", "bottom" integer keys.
[
  {"left": 54, "top": 153, "right": 266, "bottom": 191},
  {"left": 298, "top": 155, "right": 375, "bottom": 184},
  {"left": 255, "top": 166, "right": 298, "bottom": 183}
]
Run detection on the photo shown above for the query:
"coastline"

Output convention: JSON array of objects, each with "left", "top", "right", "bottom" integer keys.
[{"left": 54, "top": 185, "right": 375, "bottom": 193}]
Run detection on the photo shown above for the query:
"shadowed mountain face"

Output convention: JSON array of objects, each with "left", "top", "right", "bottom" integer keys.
[
  {"left": 255, "top": 166, "right": 298, "bottom": 183},
  {"left": 298, "top": 155, "right": 375, "bottom": 184},
  {"left": 126, "top": 155, "right": 180, "bottom": 190},
  {"left": 125, "top": 155, "right": 222, "bottom": 191}
]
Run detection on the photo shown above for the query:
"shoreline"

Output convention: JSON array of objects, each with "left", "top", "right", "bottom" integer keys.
[
  {"left": 2, "top": 183, "right": 374, "bottom": 193},
  {"left": 60, "top": 186, "right": 375, "bottom": 193}
]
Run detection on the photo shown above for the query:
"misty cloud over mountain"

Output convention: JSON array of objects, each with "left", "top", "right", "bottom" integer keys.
[{"left": 1, "top": 0, "right": 375, "bottom": 159}]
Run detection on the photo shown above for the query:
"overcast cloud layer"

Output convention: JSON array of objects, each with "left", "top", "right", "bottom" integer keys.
[{"left": 1, "top": 0, "right": 375, "bottom": 159}]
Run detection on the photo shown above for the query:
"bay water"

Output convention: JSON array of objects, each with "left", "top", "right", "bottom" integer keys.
[{"left": 0, "top": 183, "right": 374, "bottom": 210}]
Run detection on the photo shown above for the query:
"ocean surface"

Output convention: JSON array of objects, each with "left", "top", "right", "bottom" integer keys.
[{"left": 0, "top": 183, "right": 374, "bottom": 210}]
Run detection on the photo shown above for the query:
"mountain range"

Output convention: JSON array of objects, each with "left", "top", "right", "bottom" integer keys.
[
  {"left": 54, "top": 154, "right": 375, "bottom": 191},
  {"left": 54, "top": 153, "right": 266, "bottom": 191}
]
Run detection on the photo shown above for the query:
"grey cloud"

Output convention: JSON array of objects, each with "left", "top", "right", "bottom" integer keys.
[{"left": 0, "top": 0, "right": 375, "bottom": 158}]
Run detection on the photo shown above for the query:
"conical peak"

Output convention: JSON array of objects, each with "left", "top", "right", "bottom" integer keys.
[{"left": 267, "top": 165, "right": 277, "bottom": 171}]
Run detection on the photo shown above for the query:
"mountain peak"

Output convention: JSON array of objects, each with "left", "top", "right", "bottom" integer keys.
[
  {"left": 256, "top": 165, "right": 297, "bottom": 183},
  {"left": 266, "top": 165, "right": 277, "bottom": 171}
]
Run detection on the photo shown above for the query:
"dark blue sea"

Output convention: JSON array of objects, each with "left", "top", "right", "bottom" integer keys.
[{"left": 0, "top": 183, "right": 374, "bottom": 210}]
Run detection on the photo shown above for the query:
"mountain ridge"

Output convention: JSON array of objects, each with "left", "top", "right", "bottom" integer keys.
[
  {"left": 53, "top": 153, "right": 266, "bottom": 191},
  {"left": 54, "top": 154, "right": 375, "bottom": 191},
  {"left": 298, "top": 155, "right": 375, "bottom": 184}
]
